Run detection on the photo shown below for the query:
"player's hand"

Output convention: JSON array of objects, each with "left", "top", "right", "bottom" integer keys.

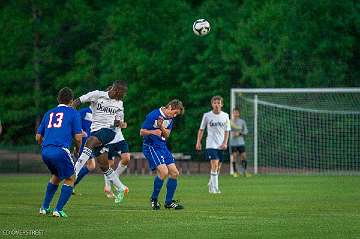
[
  {"left": 120, "top": 121, "right": 127, "bottom": 128},
  {"left": 157, "top": 116, "right": 164, "bottom": 128},
  {"left": 152, "top": 129, "right": 162, "bottom": 136},
  {"left": 81, "top": 130, "right": 88, "bottom": 138},
  {"left": 196, "top": 142, "right": 201, "bottom": 151},
  {"left": 73, "top": 148, "right": 80, "bottom": 159},
  {"left": 219, "top": 143, "right": 227, "bottom": 150}
]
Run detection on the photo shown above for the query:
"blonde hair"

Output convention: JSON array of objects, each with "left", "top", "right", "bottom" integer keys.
[{"left": 166, "top": 99, "right": 185, "bottom": 116}]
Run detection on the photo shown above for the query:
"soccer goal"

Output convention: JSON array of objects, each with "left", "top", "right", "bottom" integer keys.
[{"left": 230, "top": 88, "right": 360, "bottom": 175}]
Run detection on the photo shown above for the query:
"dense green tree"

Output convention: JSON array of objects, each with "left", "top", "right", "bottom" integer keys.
[{"left": 0, "top": 0, "right": 358, "bottom": 154}]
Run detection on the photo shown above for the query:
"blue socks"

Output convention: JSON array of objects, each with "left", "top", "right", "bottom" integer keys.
[
  {"left": 165, "top": 178, "right": 177, "bottom": 204},
  {"left": 74, "top": 166, "right": 89, "bottom": 186},
  {"left": 42, "top": 182, "right": 58, "bottom": 209},
  {"left": 151, "top": 176, "right": 164, "bottom": 200},
  {"left": 55, "top": 184, "right": 73, "bottom": 212}
]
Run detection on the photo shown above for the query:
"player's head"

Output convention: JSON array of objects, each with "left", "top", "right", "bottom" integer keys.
[
  {"left": 108, "top": 80, "right": 127, "bottom": 100},
  {"left": 57, "top": 87, "right": 74, "bottom": 105},
  {"left": 211, "top": 95, "right": 223, "bottom": 113},
  {"left": 164, "top": 99, "right": 184, "bottom": 118},
  {"left": 232, "top": 108, "right": 240, "bottom": 118}
]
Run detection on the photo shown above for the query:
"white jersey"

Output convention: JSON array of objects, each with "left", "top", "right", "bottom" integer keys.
[
  {"left": 200, "top": 111, "right": 231, "bottom": 149},
  {"left": 79, "top": 90, "right": 123, "bottom": 132}
]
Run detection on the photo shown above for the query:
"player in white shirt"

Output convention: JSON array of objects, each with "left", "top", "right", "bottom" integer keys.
[
  {"left": 196, "top": 96, "right": 231, "bottom": 194},
  {"left": 72, "top": 81, "right": 129, "bottom": 204}
]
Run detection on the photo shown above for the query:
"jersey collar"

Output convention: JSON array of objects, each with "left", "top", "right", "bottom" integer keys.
[
  {"left": 159, "top": 107, "right": 167, "bottom": 118},
  {"left": 58, "top": 104, "right": 69, "bottom": 107}
]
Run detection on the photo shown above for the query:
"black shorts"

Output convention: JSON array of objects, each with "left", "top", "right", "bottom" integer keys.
[
  {"left": 205, "top": 149, "right": 225, "bottom": 162},
  {"left": 108, "top": 140, "right": 129, "bottom": 160},
  {"left": 231, "top": 145, "right": 245, "bottom": 154},
  {"left": 91, "top": 128, "right": 116, "bottom": 158}
]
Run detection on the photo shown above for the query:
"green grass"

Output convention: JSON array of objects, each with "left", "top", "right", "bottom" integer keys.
[{"left": 0, "top": 174, "right": 359, "bottom": 239}]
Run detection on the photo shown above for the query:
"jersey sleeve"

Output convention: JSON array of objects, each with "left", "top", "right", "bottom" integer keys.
[
  {"left": 199, "top": 113, "right": 207, "bottom": 130},
  {"left": 37, "top": 114, "right": 46, "bottom": 136},
  {"left": 141, "top": 113, "right": 154, "bottom": 130},
  {"left": 79, "top": 90, "right": 103, "bottom": 103},
  {"left": 225, "top": 114, "right": 231, "bottom": 131},
  {"left": 72, "top": 111, "right": 83, "bottom": 135}
]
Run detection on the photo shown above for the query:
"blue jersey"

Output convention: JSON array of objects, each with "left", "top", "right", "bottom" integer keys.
[
  {"left": 37, "top": 104, "right": 82, "bottom": 148},
  {"left": 78, "top": 107, "right": 92, "bottom": 137},
  {"left": 141, "top": 108, "right": 174, "bottom": 147}
]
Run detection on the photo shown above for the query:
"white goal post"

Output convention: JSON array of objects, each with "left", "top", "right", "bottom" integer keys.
[{"left": 230, "top": 88, "right": 360, "bottom": 175}]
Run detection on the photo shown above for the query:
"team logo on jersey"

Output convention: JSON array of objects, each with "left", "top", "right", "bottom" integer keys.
[
  {"left": 209, "top": 120, "right": 226, "bottom": 127},
  {"left": 96, "top": 103, "right": 118, "bottom": 114}
]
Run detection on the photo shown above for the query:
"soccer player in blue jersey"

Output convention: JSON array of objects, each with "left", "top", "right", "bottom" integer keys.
[
  {"left": 36, "top": 87, "right": 83, "bottom": 218},
  {"left": 140, "top": 99, "right": 185, "bottom": 210}
]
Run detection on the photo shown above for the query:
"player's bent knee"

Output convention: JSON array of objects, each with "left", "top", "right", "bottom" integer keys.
[{"left": 85, "top": 136, "right": 102, "bottom": 148}]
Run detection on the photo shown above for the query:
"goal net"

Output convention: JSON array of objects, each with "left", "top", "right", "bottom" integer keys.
[{"left": 230, "top": 88, "right": 360, "bottom": 175}]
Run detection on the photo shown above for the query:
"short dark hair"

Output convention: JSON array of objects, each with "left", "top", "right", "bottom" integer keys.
[
  {"left": 57, "top": 87, "right": 74, "bottom": 104},
  {"left": 233, "top": 108, "right": 240, "bottom": 112},
  {"left": 211, "top": 95, "right": 223, "bottom": 103},
  {"left": 113, "top": 80, "right": 127, "bottom": 90},
  {"left": 166, "top": 99, "right": 185, "bottom": 116}
]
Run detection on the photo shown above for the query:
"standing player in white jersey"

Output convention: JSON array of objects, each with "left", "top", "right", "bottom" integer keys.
[
  {"left": 196, "top": 96, "right": 231, "bottom": 194},
  {"left": 72, "top": 80, "right": 129, "bottom": 203}
]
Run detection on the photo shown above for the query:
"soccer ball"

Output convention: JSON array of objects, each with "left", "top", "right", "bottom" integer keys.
[{"left": 193, "top": 19, "right": 210, "bottom": 36}]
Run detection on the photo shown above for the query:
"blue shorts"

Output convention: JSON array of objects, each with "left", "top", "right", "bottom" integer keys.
[
  {"left": 108, "top": 140, "right": 129, "bottom": 160},
  {"left": 42, "top": 146, "right": 74, "bottom": 180},
  {"left": 205, "top": 149, "right": 225, "bottom": 162},
  {"left": 91, "top": 128, "right": 116, "bottom": 157},
  {"left": 142, "top": 144, "right": 174, "bottom": 171}
]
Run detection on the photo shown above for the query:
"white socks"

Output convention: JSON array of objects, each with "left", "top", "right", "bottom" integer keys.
[
  {"left": 210, "top": 171, "right": 219, "bottom": 192},
  {"left": 104, "top": 168, "right": 126, "bottom": 191},
  {"left": 104, "top": 174, "right": 111, "bottom": 188},
  {"left": 75, "top": 147, "right": 92, "bottom": 177},
  {"left": 115, "top": 162, "right": 128, "bottom": 176}
]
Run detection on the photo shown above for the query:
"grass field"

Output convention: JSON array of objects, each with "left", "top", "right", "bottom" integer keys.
[{"left": 0, "top": 174, "right": 359, "bottom": 239}]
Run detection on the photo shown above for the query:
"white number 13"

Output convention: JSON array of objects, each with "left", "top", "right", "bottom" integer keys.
[{"left": 47, "top": 112, "right": 64, "bottom": 128}]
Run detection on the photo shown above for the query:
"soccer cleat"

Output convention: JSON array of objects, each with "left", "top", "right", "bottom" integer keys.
[
  {"left": 150, "top": 198, "right": 161, "bottom": 210},
  {"left": 52, "top": 210, "right": 68, "bottom": 218},
  {"left": 233, "top": 172, "right": 239, "bottom": 178},
  {"left": 114, "top": 186, "right": 129, "bottom": 204},
  {"left": 104, "top": 186, "right": 115, "bottom": 199},
  {"left": 245, "top": 172, "right": 252, "bottom": 177},
  {"left": 39, "top": 207, "right": 52, "bottom": 215},
  {"left": 164, "top": 200, "right": 184, "bottom": 210}
]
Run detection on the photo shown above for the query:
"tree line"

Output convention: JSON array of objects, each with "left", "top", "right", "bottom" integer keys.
[{"left": 0, "top": 0, "right": 358, "bottom": 153}]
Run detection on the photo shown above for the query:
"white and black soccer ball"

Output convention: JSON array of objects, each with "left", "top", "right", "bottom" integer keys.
[{"left": 193, "top": 19, "right": 210, "bottom": 36}]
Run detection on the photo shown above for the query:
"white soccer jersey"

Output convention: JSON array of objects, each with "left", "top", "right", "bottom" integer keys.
[
  {"left": 200, "top": 111, "right": 231, "bottom": 149},
  {"left": 79, "top": 90, "right": 123, "bottom": 132}
]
